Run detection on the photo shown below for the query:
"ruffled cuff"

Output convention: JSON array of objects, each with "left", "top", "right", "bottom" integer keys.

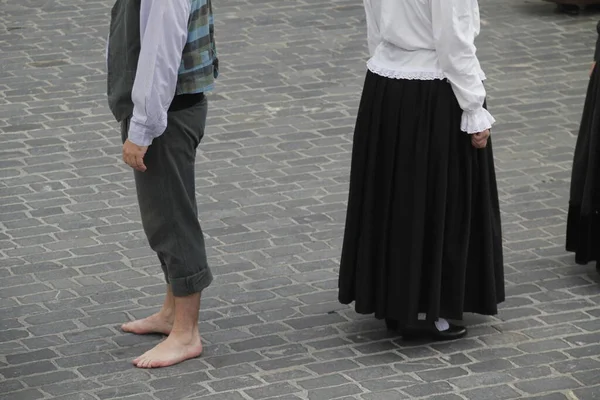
[{"left": 461, "top": 107, "right": 496, "bottom": 134}]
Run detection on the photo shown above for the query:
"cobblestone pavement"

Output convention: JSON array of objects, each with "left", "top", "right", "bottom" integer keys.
[{"left": 1, "top": 0, "right": 600, "bottom": 399}]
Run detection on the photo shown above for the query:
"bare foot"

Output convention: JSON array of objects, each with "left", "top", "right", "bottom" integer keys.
[
  {"left": 121, "top": 312, "right": 173, "bottom": 336},
  {"left": 133, "top": 331, "right": 203, "bottom": 369}
]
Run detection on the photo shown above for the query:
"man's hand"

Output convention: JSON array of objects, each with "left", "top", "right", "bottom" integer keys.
[
  {"left": 471, "top": 129, "right": 490, "bottom": 149},
  {"left": 591, "top": 61, "right": 596, "bottom": 77},
  {"left": 122, "top": 139, "right": 148, "bottom": 172}
]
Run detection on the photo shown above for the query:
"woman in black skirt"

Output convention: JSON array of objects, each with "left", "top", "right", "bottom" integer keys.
[
  {"left": 338, "top": 0, "right": 504, "bottom": 341},
  {"left": 566, "top": 21, "right": 600, "bottom": 275}
]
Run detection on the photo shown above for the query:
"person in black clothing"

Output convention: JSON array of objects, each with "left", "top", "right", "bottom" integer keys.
[
  {"left": 566, "top": 21, "right": 600, "bottom": 275},
  {"left": 338, "top": 0, "right": 504, "bottom": 342}
]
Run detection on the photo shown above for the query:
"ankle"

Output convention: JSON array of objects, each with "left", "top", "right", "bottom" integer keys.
[
  {"left": 157, "top": 307, "right": 175, "bottom": 319},
  {"left": 169, "top": 327, "right": 200, "bottom": 342}
]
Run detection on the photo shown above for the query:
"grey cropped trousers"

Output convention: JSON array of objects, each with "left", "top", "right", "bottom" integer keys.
[{"left": 121, "top": 96, "right": 213, "bottom": 297}]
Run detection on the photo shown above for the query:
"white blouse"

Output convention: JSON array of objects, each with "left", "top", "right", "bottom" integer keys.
[{"left": 364, "top": 0, "right": 495, "bottom": 134}]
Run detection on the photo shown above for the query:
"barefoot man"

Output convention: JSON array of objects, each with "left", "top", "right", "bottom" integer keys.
[{"left": 106, "top": 0, "right": 218, "bottom": 368}]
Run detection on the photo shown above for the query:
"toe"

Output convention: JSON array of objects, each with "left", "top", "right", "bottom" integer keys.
[
  {"left": 132, "top": 353, "right": 145, "bottom": 365},
  {"left": 122, "top": 322, "right": 138, "bottom": 333},
  {"left": 136, "top": 353, "right": 151, "bottom": 367}
]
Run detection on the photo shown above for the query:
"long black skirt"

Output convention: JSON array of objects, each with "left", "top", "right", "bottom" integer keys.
[
  {"left": 566, "top": 65, "right": 600, "bottom": 272},
  {"left": 338, "top": 71, "right": 505, "bottom": 327}
]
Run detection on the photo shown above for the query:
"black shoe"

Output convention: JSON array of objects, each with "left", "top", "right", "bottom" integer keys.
[
  {"left": 401, "top": 323, "right": 467, "bottom": 341},
  {"left": 385, "top": 318, "right": 399, "bottom": 331}
]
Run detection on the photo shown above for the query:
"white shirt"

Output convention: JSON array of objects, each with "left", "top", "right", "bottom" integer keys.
[
  {"left": 364, "top": 0, "right": 495, "bottom": 134},
  {"left": 106, "top": 0, "right": 191, "bottom": 146}
]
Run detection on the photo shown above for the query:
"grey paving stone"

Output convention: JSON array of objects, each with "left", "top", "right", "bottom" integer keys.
[
  {"left": 207, "top": 364, "right": 260, "bottom": 379},
  {"left": 427, "top": 395, "right": 466, "bottom": 400},
  {"left": 0, "top": 380, "right": 24, "bottom": 395},
  {"left": 355, "top": 352, "right": 405, "bottom": 367},
  {"left": 306, "top": 359, "right": 361, "bottom": 375},
  {"left": 0, "top": 389, "right": 45, "bottom": 400},
  {"left": 450, "top": 372, "right": 516, "bottom": 390},
  {"left": 297, "top": 374, "right": 351, "bottom": 390},
  {"left": 515, "top": 376, "right": 581, "bottom": 394},
  {"left": 467, "top": 359, "right": 515, "bottom": 373},
  {"left": 77, "top": 360, "right": 132, "bottom": 378},
  {"left": 21, "top": 371, "right": 80, "bottom": 388},
  {"left": 359, "top": 375, "right": 420, "bottom": 392},
  {"left": 360, "top": 390, "right": 410, "bottom": 400},
  {"left": 41, "top": 380, "right": 102, "bottom": 397},
  {"left": 207, "top": 375, "right": 263, "bottom": 392},
  {"left": 508, "top": 365, "right": 554, "bottom": 380},
  {"left": 551, "top": 358, "right": 600, "bottom": 374},
  {"left": 573, "top": 386, "right": 600, "bottom": 400},
  {"left": 307, "top": 383, "right": 363, "bottom": 400},
  {"left": 5, "top": 348, "right": 58, "bottom": 365},
  {"left": 204, "top": 351, "right": 264, "bottom": 369},
  {"left": 0, "top": 361, "right": 57, "bottom": 379},
  {"left": 55, "top": 352, "right": 116, "bottom": 369},
  {"left": 525, "top": 395, "right": 569, "bottom": 400},
  {"left": 244, "top": 383, "right": 302, "bottom": 399},
  {"left": 344, "top": 365, "right": 397, "bottom": 382},
  {"left": 190, "top": 393, "right": 247, "bottom": 400},
  {"left": 95, "top": 383, "right": 154, "bottom": 400},
  {"left": 148, "top": 371, "right": 211, "bottom": 391},
  {"left": 403, "top": 382, "right": 455, "bottom": 397},
  {"left": 462, "top": 385, "right": 521, "bottom": 400},
  {"left": 393, "top": 357, "right": 448, "bottom": 373},
  {"left": 509, "top": 351, "right": 569, "bottom": 367},
  {"left": 572, "top": 368, "right": 600, "bottom": 386},
  {"left": 154, "top": 384, "right": 209, "bottom": 400},
  {"left": 229, "top": 334, "right": 287, "bottom": 352},
  {"left": 565, "top": 343, "right": 600, "bottom": 358}
]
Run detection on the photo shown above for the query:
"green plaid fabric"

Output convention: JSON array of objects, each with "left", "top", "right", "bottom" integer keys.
[{"left": 176, "top": 0, "right": 219, "bottom": 95}]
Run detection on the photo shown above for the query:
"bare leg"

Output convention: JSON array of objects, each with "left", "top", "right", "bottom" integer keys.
[
  {"left": 122, "top": 285, "right": 175, "bottom": 335},
  {"left": 133, "top": 292, "right": 203, "bottom": 368}
]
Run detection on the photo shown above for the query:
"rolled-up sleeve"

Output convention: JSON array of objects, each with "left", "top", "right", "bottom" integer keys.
[
  {"left": 128, "top": 0, "right": 191, "bottom": 146},
  {"left": 431, "top": 0, "right": 495, "bottom": 134}
]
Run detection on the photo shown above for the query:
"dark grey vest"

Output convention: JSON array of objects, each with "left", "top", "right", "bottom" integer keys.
[{"left": 106, "top": 0, "right": 141, "bottom": 123}]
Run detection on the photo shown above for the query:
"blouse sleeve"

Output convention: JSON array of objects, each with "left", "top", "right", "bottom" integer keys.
[
  {"left": 431, "top": 0, "right": 495, "bottom": 134},
  {"left": 364, "top": 0, "right": 382, "bottom": 58}
]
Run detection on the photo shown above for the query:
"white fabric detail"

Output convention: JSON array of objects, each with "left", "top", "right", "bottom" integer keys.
[
  {"left": 461, "top": 107, "right": 496, "bottom": 134},
  {"left": 367, "top": 60, "right": 445, "bottom": 81},
  {"left": 367, "top": 59, "right": 487, "bottom": 82},
  {"left": 418, "top": 314, "right": 451, "bottom": 331},
  {"left": 435, "top": 318, "right": 450, "bottom": 331}
]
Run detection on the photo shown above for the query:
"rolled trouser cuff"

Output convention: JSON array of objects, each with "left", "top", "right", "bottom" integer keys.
[{"left": 170, "top": 267, "right": 213, "bottom": 297}]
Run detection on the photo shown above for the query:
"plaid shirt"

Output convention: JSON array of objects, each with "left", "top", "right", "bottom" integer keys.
[{"left": 177, "top": 0, "right": 219, "bottom": 95}]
